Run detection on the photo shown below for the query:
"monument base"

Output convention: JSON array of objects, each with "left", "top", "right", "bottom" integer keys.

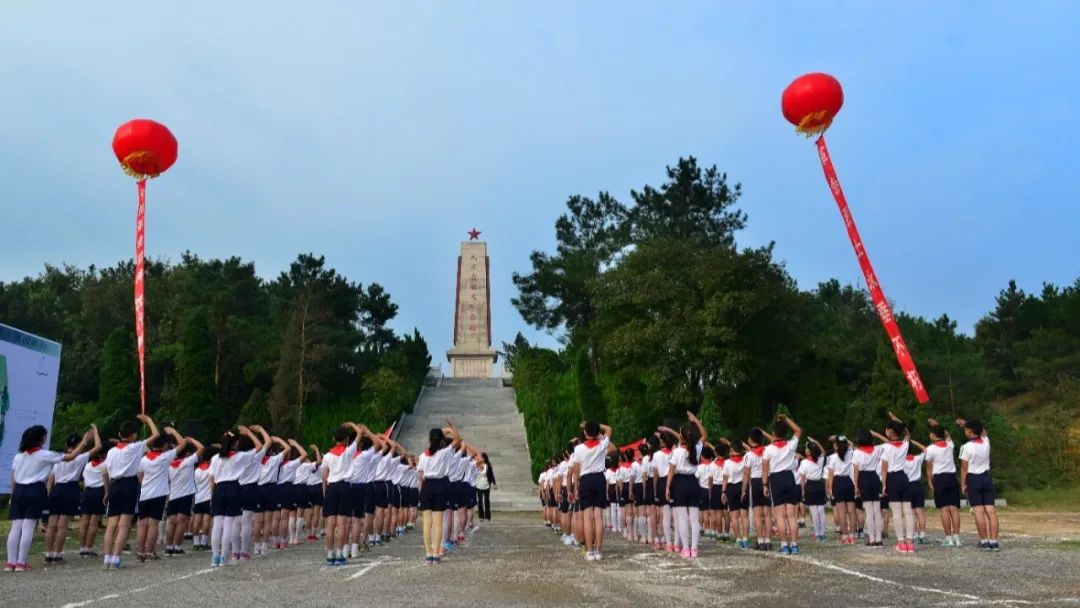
[{"left": 446, "top": 347, "right": 497, "bottom": 378}]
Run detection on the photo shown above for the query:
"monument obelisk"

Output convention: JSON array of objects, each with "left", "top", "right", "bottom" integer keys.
[{"left": 446, "top": 228, "right": 498, "bottom": 378}]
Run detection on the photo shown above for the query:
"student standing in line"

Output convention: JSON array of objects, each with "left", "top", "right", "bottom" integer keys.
[
  {"left": 237, "top": 425, "right": 270, "bottom": 560},
  {"left": 761, "top": 414, "right": 803, "bottom": 555},
  {"left": 663, "top": 414, "right": 705, "bottom": 559},
  {"left": 957, "top": 418, "right": 1000, "bottom": 551},
  {"left": 798, "top": 438, "right": 828, "bottom": 543},
  {"left": 568, "top": 420, "right": 616, "bottom": 561},
  {"left": 873, "top": 414, "right": 916, "bottom": 553},
  {"left": 253, "top": 436, "right": 289, "bottom": 556},
  {"left": 696, "top": 445, "right": 715, "bottom": 540},
  {"left": 719, "top": 438, "right": 750, "bottom": 549},
  {"left": 903, "top": 438, "right": 929, "bottom": 545},
  {"left": 617, "top": 450, "right": 633, "bottom": 540},
  {"left": 190, "top": 446, "right": 217, "bottom": 551},
  {"left": 743, "top": 428, "right": 770, "bottom": 550},
  {"left": 825, "top": 435, "right": 857, "bottom": 546},
  {"left": 652, "top": 431, "right": 676, "bottom": 551},
  {"left": 44, "top": 425, "right": 101, "bottom": 563},
  {"left": 924, "top": 418, "right": 961, "bottom": 546},
  {"left": 852, "top": 429, "right": 884, "bottom": 547},
  {"left": 6, "top": 425, "right": 91, "bottom": 572},
  {"left": 135, "top": 426, "right": 187, "bottom": 561},
  {"left": 418, "top": 423, "right": 462, "bottom": 564},
  {"left": 165, "top": 436, "right": 204, "bottom": 555},
  {"left": 346, "top": 430, "right": 378, "bottom": 557},
  {"left": 320, "top": 422, "right": 365, "bottom": 565},
  {"left": 209, "top": 426, "right": 262, "bottom": 567},
  {"left": 101, "top": 414, "right": 160, "bottom": 570},
  {"left": 78, "top": 445, "right": 109, "bottom": 557},
  {"left": 278, "top": 440, "right": 307, "bottom": 547},
  {"left": 708, "top": 443, "right": 729, "bottom": 542},
  {"left": 303, "top": 444, "right": 324, "bottom": 542}
]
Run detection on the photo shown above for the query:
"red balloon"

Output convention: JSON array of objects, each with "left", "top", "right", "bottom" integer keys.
[
  {"left": 112, "top": 119, "right": 178, "bottom": 179},
  {"left": 781, "top": 73, "right": 844, "bottom": 136}
]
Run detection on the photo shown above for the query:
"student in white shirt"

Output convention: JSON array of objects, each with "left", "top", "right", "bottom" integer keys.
[
  {"left": 798, "top": 438, "right": 828, "bottom": 542},
  {"left": 718, "top": 439, "right": 750, "bottom": 549},
  {"left": 253, "top": 435, "right": 289, "bottom": 557},
  {"left": 870, "top": 415, "right": 915, "bottom": 553},
  {"left": 208, "top": 425, "right": 262, "bottom": 568},
  {"left": 852, "top": 429, "right": 884, "bottom": 547},
  {"left": 924, "top": 419, "right": 961, "bottom": 546},
  {"left": 903, "top": 439, "right": 928, "bottom": 545},
  {"left": 957, "top": 418, "right": 1000, "bottom": 551},
  {"left": 78, "top": 447, "right": 110, "bottom": 557},
  {"left": 164, "top": 436, "right": 205, "bottom": 556},
  {"left": 6, "top": 425, "right": 90, "bottom": 572},
  {"left": 418, "top": 423, "right": 462, "bottom": 564},
  {"left": 824, "top": 435, "right": 857, "bottom": 545},
  {"left": 662, "top": 413, "right": 706, "bottom": 559},
  {"left": 761, "top": 414, "right": 803, "bottom": 554},
  {"left": 279, "top": 440, "right": 309, "bottom": 546},
  {"left": 742, "top": 428, "right": 770, "bottom": 550},
  {"left": 568, "top": 420, "right": 616, "bottom": 561},
  {"left": 135, "top": 426, "right": 187, "bottom": 561},
  {"left": 101, "top": 414, "right": 160, "bottom": 570},
  {"left": 695, "top": 445, "right": 715, "bottom": 541},
  {"left": 238, "top": 425, "right": 271, "bottom": 560},
  {"left": 653, "top": 430, "right": 677, "bottom": 551},
  {"left": 44, "top": 425, "right": 101, "bottom": 564},
  {"left": 320, "top": 422, "right": 366, "bottom": 565}
]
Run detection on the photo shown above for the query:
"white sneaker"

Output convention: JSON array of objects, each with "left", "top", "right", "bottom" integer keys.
[
  {"left": 594, "top": 551, "right": 603, "bottom": 561},
  {"left": 562, "top": 535, "right": 573, "bottom": 546},
  {"left": 585, "top": 551, "right": 596, "bottom": 561}
]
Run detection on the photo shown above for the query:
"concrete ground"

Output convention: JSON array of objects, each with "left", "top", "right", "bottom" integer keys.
[{"left": 8, "top": 512, "right": 1080, "bottom": 608}]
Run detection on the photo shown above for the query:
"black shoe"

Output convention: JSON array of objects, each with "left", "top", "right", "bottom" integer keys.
[{"left": 45, "top": 556, "right": 54, "bottom": 564}]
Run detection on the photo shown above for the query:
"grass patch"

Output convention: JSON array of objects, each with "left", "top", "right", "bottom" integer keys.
[
  {"left": 1053, "top": 540, "right": 1080, "bottom": 551},
  {"left": 1006, "top": 486, "right": 1080, "bottom": 512}
]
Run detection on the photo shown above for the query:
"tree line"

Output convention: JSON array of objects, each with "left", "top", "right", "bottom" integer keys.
[
  {"left": 508, "top": 157, "right": 1080, "bottom": 491},
  {"left": 0, "top": 253, "right": 431, "bottom": 447}
]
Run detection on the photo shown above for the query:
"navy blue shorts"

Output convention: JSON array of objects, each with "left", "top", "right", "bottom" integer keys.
[
  {"left": 559, "top": 487, "right": 570, "bottom": 513},
  {"left": 193, "top": 500, "right": 212, "bottom": 515},
  {"left": 374, "top": 481, "right": 389, "bottom": 509},
  {"left": 832, "top": 475, "right": 856, "bottom": 503},
  {"left": 348, "top": 483, "right": 365, "bottom": 517},
  {"left": 671, "top": 474, "right": 699, "bottom": 508},
  {"left": 167, "top": 494, "right": 195, "bottom": 516},
  {"left": 212, "top": 480, "right": 242, "bottom": 517},
  {"left": 769, "top": 471, "right": 799, "bottom": 506},
  {"left": 323, "top": 481, "right": 350, "bottom": 517},
  {"left": 106, "top": 476, "right": 140, "bottom": 517},
  {"left": 578, "top": 472, "right": 607, "bottom": 510},
  {"left": 749, "top": 478, "right": 766, "bottom": 508},
  {"left": 698, "top": 489, "right": 711, "bottom": 511},
  {"left": 966, "top": 472, "right": 996, "bottom": 507},
  {"left": 857, "top": 471, "right": 882, "bottom": 502},
  {"left": 618, "top": 484, "right": 629, "bottom": 507},
  {"left": 138, "top": 495, "right": 167, "bottom": 521},
  {"left": 362, "top": 482, "right": 377, "bottom": 514},
  {"left": 726, "top": 481, "right": 748, "bottom": 511},
  {"left": 932, "top": 473, "right": 961, "bottom": 508},
  {"left": 258, "top": 484, "right": 280, "bottom": 512},
  {"left": 908, "top": 480, "right": 925, "bottom": 509},
  {"left": 392, "top": 484, "right": 404, "bottom": 509},
  {"left": 803, "top": 479, "right": 827, "bottom": 507},
  {"left": 279, "top": 483, "right": 298, "bottom": 510},
  {"left": 80, "top": 485, "right": 107, "bottom": 516},
  {"left": 886, "top": 471, "right": 912, "bottom": 503},
  {"left": 709, "top": 486, "right": 724, "bottom": 510},
  {"left": 419, "top": 477, "right": 449, "bottom": 511},
  {"left": 10, "top": 482, "right": 48, "bottom": 520},
  {"left": 632, "top": 482, "right": 645, "bottom": 505},
  {"left": 240, "top": 483, "right": 260, "bottom": 512},
  {"left": 48, "top": 481, "right": 81, "bottom": 517},
  {"left": 643, "top": 479, "right": 655, "bottom": 505},
  {"left": 307, "top": 484, "right": 323, "bottom": 507}
]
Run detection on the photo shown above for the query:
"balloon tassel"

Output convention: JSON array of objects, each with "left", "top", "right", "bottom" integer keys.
[{"left": 815, "top": 136, "right": 930, "bottom": 404}]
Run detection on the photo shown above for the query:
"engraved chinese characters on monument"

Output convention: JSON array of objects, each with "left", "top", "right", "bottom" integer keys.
[{"left": 446, "top": 230, "right": 498, "bottom": 377}]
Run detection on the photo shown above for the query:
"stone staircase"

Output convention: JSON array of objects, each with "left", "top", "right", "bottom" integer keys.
[{"left": 396, "top": 377, "right": 537, "bottom": 511}]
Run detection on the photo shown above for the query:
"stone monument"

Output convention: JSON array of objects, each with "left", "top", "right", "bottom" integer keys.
[{"left": 446, "top": 228, "right": 498, "bottom": 377}]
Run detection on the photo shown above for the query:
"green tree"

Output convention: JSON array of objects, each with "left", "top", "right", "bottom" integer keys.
[
  {"left": 176, "top": 307, "right": 220, "bottom": 431},
  {"left": 97, "top": 328, "right": 138, "bottom": 433},
  {"left": 575, "top": 346, "right": 606, "bottom": 422}
]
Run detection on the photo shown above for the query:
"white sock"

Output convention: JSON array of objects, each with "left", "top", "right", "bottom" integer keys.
[
  {"left": 241, "top": 511, "right": 255, "bottom": 554},
  {"left": 211, "top": 516, "right": 225, "bottom": 555},
  {"left": 689, "top": 507, "right": 701, "bottom": 550},
  {"left": 662, "top": 506, "right": 673, "bottom": 545},
  {"left": 902, "top": 504, "right": 915, "bottom": 541}
]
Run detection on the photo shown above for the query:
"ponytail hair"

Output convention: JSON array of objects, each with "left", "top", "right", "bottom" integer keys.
[
  {"left": 428, "top": 428, "right": 445, "bottom": 454},
  {"left": 835, "top": 437, "right": 850, "bottom": 460},
  {"left": 681, "top": 423, "right": 700, "bottom": 466}
]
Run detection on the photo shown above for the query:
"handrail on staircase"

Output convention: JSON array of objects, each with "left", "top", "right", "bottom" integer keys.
[{"left": 390, "top": 385, "right": 425, "bottom": 443}]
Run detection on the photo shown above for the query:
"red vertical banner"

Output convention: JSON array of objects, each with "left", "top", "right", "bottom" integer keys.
[
  {"left": 815, "top": 136, "right": 930, "bottom": 404},
  {"left": 134, "top": 180, "right": 147, "bottom": 414}
]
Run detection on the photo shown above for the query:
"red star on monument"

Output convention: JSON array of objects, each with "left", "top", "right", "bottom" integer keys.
[{"left": 467, "top": 227, "right": 481, "bottom": 240}]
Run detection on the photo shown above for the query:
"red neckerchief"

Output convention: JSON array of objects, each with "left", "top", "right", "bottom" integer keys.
[
  {"left": 934, "top": 441, "right": 948, "bottom": 448},
  {"left": 857, "top": 445, "right": 875, "bottom": 454},
  {"left": 329, "top": 444, "right": 347, "bottom": 456},
  {"left": 971, "top": 438, "right": 984, "bottom": 444},
  {"left": 772, "top": 440, "right": 788, "bottom": 449},
  {"left": 715, "top": 457, "right": 725, "bottom": 466},
  {"left": 700, "top": 458, "right": 712, "bottom": 465},
  {"left": 905, "top": 454, "right": 917, "bottom": 462},
  {"left": 730, "top": 455, "right": 743, "bottom": 464},
  {"left": 90, "top": 457, "right": 105, "bottom": 466},
  {"left": 749, "top": 446, "right": 765, "bottom": 457},
  {"left": 262, "top": 455, "right": 273, "bottom": 465},
  {"left": 25, "top": 446, "right": 42, "bottom": 455},
  {"left": 116, "top": 442, "right": 129, "bottom": 450},
  {"left": 890, "top": 441, "right": 905, "bottom": 448},
  {"left": 226, "top": 451, "right": 237, "bottom": 458},
  {"left": 583, "top": 438, "right": 601, "bottom": 449},
  {"left": 620, "top": 461, "right": 632, "bottom": 469},
  {"left": 145, "top": 450, "right": 163, "bottom": 461},
  {"left": 197, "top": 462, "right": 210, "bottom": 471},
  {"left": 661, "top": 447, "right": 672, "bottom": 455},
  {"left": 170, "top": 458, "right": 186, "bottom": 468}
]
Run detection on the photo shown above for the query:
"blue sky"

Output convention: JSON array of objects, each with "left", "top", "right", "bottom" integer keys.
[{"left": 2, "top": 2, "right": 1078, "bottom": 371}]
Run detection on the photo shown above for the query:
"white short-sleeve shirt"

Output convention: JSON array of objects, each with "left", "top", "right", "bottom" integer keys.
[
  {"left": 924, "top": 440, "right": 956, "bottom": 475},
  {"left": 959, "top": 436, "right": 991, "bottom": 475}
]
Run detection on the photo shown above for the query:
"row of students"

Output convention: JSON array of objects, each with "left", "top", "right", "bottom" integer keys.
[
  {"left": 415, "top": 419, "right": 488, "bottom": 564},
  {"left": 539, "top": 412, "right": 1001, "bottom": 559},
  {"left": 5, "top": 415, "right": 471, "bottom": 572}
]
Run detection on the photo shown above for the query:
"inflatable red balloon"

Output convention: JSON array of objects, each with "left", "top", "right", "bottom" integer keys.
[
  {"left": 781, "top": 74, "right": 929, "bottom": 404},
  {"left": 112, "top": 119, "right": 178, "bottom": 413}
]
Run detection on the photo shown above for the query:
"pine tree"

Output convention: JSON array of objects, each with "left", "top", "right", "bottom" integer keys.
[
  {"left": 97, "top": 328, "right": 138, "bottom": 433},
  {"left": 575, "top": 346, "right": 606, "bottom": 422}
]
